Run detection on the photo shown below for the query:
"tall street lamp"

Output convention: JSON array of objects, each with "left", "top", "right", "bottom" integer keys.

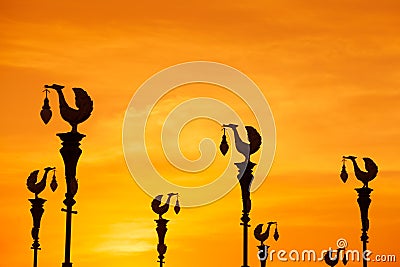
[
  {"left": 151, "top": 193, "right": 180, "bottom": 267},
  {"left": 220, "top": 123, "right": 262, "bottom": 267},
  {"left": 40, "top": 84, "right": 93, "bottom": 267},
  {"left": 340, "top": 155, "right": 378, "bottom": 267},
  {"left": 26, "top": 167, "right": 57, "bottom": 267},
  {"left": 254, "top": 221, "right": 279, "bottom": 267}
]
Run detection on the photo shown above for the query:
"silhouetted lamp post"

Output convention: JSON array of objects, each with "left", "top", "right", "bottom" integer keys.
[
  {"left": 40, "top": 84, "right": 93, "bottom": 267},
  {"left": 340, "top": 156, "right": 378, "bottom": 267},
  {"left": 254, "top": 222, "right": 279, "bottom": 267},
  {"left": 151, "top": 193, "right": 180, "bottom": 267},
  {"left": 27, "top": 167, "right": 57, "bottom": 267},
  {"left": 220, "top": 123, "right": 262, "bottom": 267}
]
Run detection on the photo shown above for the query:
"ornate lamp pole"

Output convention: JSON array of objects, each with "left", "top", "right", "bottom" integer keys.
[
  {"left": 220, "top": 123, "right": 262, "bottom": 267},
  {"left": 151, "top": 193, "right": 180, "bottom": 267},
  {"left": 254, "top": 222, "right": 279, "bottom": 267},
  {"left": 340, "top": 156, "right": 378, "bottom": 267},
  {"left": 26, "top": 167, "right": 57, "bottom": 267},
  {"left": 40, "top": 84, "right": 93, "bottom": 267}
]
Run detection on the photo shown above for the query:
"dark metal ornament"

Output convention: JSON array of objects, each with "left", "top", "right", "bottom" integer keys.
[
  {"left": 340, "top": 159, "right": 348, "bottom": 183},
  {"left": 219, "top": 128, "right": 229, "bottom": 156},
  {"left": 40, "top": 89, "right": 52, "bottom": 124},
  {"left": 50, "top": 169, "right": 58, "bottom": 192},
  {"left": 273, "top": 224, "right": 279, "bottom": 241},
  {"left": 174, "top": 196, "right": 180, "bottom": 214}
]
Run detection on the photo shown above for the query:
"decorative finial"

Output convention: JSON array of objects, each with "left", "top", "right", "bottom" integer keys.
[
  {"left": 42, "top": 84, "right": 93, "bottom": 133},
  {"left": 26, "top": 167, "right": 56, "bottom": 198},
  {"left": 342, "top": 156, "right": 378, "bottom": 188}
]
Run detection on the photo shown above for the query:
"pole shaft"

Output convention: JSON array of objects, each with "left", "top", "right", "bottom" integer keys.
[
  {"left": 236, "top": 161, "right": 255, "bottom": 267},
  {"left": 33, "top": 248, "right": 38, "bottom": 267},
  {"left": 363, "top": 239, "right": 367, "bottom": 267},
  {"left": 155, "top": 218, "right": 168, "bottom": 267},
  {"left": 243, "top": 217, "right": 248, "bottom": 267},
  {"left": 356, "top": 187, "right": 372, "bottom": 267},
  {"left": 64, "top": 205, "right": 72, "bottom": 264},
  {"left": 241, "top": 211, "right": 250, "bottom": 267},
  {"left": 58, "top": 132, "right": 85, "bottom": 267},
  {"left": 29, "top": 198, "right": 46, "bottom": 267}
]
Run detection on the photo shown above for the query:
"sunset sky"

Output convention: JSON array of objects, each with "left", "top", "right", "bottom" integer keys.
[{"left": 1, "top": 1, "right": 399, "bottom": 267}]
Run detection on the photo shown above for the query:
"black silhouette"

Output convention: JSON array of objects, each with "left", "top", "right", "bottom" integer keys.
[
  {"left": 355, "top": 187, "right": 373, "bottom": 267},
  {"left": 340, "top": 158, "right": 348, "bottom": 183},
  {"left": 219, "top": 128, "right": 229, "bottom": 156},
  {"left": 254, "top": 222, "right": 278, "bottom": 244},
  {"left": 340, "top": 155, "right": 379, "bottom": 267},
  {"left": 222, "top": 124, "right": 261, "bottom": 161},
  {"left": 49, "top": 168, "right": 58, "bottom": 192},
  {"left": 40, "top": 84, "right": 93, "bottom": 267},
  {"left": 151, "top": 193, "right": 179, "bottom": 219},
  {"left": 221, "top": 123, "right": 262, "bottom": 267},
  {"left": 254, "top": 222, "right": 279, "bottom": 267},
  {"left": 324, "top": 248, "right": 347, "bottom": 267},
  {"left": 151, "top": 194, "right": 180, "bottom": 267},
  {"left": 342, "top": 156, "right": 378, "bottom": 188},
  {"left": 27, "top": 167, "right": 56, "bottom": 198},
  {"left": 44, "top": 84, "right": 93, "bottom": 133},
  {"left": 40, "top": 89, "right": 52, "bottom": 124},
  {"left": 27, "top": 167, "right": 57, "bottom": 267}
]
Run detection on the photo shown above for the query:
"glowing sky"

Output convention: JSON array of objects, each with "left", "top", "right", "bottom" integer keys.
[{"left": 1, "top": 1, "right": 399, "bottom": 266}]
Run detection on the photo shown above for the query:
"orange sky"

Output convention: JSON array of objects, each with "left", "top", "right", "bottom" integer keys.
[{"left": 1, "top": 1, "right": 399, "bottom": 267}]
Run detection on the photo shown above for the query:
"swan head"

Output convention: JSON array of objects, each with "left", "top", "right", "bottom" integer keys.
[
  {"left": 44, "top": 167, "right": 56, "bottom": 172},
  {"left": 223, "top": 123, "right": 238, "bottom": 129},
  {"left": 343, "top": 156, "right": 357, "bottom": 160}
]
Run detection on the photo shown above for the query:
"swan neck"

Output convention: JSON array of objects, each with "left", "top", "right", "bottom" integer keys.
[
  {"left": 349, "top": 158, "right": 361, "bottom": 172},
  {"left": 41, "top": 170, "right": 50, "bottom": 183},
  {"left": 55, "top": 89, "right": 68, "bottom": 108},
  {"left": 264, "top": 224, "right": 273, "bottom": 236},
  {"left": 231, "top": 127, "right": 244, "bottom": 146},
  {"left": 166, "top": 195, "right": 174, "bottom": 205}
]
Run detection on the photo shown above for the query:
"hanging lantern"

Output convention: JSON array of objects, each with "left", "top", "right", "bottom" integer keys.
[
  {"left": 219, "top": 128, "right": 229, "bottom": 156},
  {"left": 174, "top": 195, "right": 180, "bottom": 214},
  {"left": 50, "top": 169, "right": 58, "bottom": 192},
  {"left": 40, "top": 89, "right": 52, "bottom": 124},
  {"left": 340, "top": 159, "right": 348, "bottom": 183},
  {"left": 273, "top": 224, "right": 279, "bottom": 241}
]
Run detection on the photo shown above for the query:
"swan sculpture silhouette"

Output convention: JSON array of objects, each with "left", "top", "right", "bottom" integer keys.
[{"left": 44, "top": 84, "right": 93, "bottom": 133}]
